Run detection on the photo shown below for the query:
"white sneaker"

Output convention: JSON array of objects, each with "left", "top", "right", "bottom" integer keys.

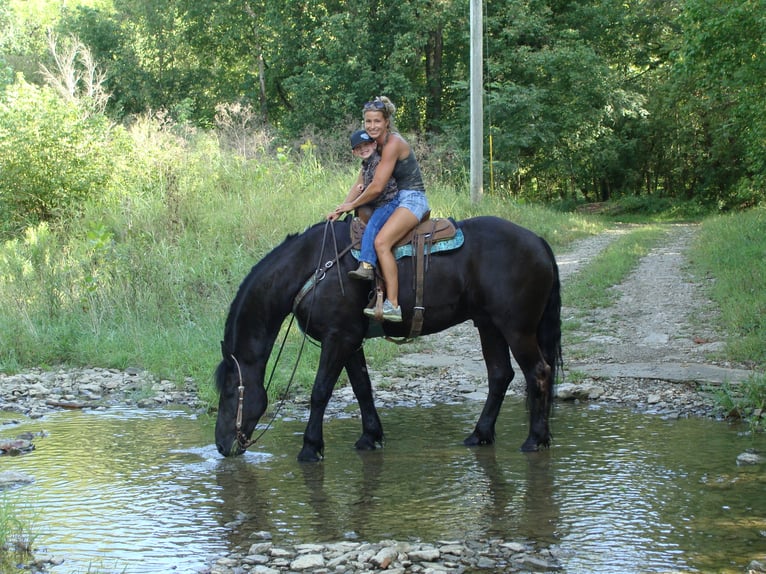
[{"left": 363, "top": 299, "right": 402, "bottom": 322}]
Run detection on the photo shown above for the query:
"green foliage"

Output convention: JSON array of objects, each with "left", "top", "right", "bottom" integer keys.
[
  {"left": 4, "top": 0, "right": 765, "bottom": 208},
  {"left": 689, "top": 208, "right": 766, "bottom": 365},
  {"left": 561, "top": 196, "right": 711, "bottom": 223},
  {"left": 0, "top": 2, "right": 15, "bottom": 89},
  {"left": 0, "top": 493, "right": 37, "bottom": 569},
  {"left": 713, "top": 375, "right": 766, "bottom": 432},
  {"left": 0, "top": 78, "right": 128, "bottom": 237},
  {"left": 669, "top": 0, "right": 766, "bottom": 209}
]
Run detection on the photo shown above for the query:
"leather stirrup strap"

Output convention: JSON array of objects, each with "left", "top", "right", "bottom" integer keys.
[
  {"left": 409, "top": 231, "right": 426, "bottom": 338},
  {"left": 373, "top": 283, "right": 385, "bottom": 321}
]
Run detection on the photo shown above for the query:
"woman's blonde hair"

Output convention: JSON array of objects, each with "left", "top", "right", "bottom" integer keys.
[{"left": 363, "top": 96, "right": 397, "bottom": 131}]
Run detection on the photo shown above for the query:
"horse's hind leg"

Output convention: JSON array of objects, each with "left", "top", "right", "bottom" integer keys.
[
  {"left": 344, "top": 347, "right": 384, "bottom": 450},
  {"left": 508, "top": 333, "right": 552, "bottom": 452},
  {"left": 464, "top": 322, "right": 515, "bottom": 446}
]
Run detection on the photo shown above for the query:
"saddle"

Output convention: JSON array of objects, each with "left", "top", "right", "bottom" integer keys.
[
  {"left": 350, "top": 215, "right": 458, "bottom": 252},
  {"left": 350, "top": 215, "right": 463, "bottom": 339}
]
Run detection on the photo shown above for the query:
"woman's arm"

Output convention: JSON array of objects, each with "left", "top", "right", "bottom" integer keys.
[
  {"left": 346, "top": 137, "right": 404, "bottom": 209},
  {"left": 328, "top": 169, "right": 365, "bottom": 220}
]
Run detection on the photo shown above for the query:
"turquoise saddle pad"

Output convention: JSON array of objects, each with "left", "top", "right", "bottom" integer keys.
[{"left": 352, "top": 228, "right": 464, "bottom": 261}]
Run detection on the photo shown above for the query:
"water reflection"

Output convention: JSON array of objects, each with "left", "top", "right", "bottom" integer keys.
[{"left": 1, "top": 401, "right": 764, "bottom": 573}]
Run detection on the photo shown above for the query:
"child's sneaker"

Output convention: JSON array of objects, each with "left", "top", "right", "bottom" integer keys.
[{"left": 349, "top": 262, "right": 374, "bottom": 280}]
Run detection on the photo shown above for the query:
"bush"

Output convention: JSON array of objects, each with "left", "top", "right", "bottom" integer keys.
[{"left": 0, "top": 78, "right": 128, "bottom": 238}]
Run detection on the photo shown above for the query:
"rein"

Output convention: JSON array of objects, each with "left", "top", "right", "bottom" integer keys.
[{"left": 232, "top": 220, "right": 353, "bottom": 452}]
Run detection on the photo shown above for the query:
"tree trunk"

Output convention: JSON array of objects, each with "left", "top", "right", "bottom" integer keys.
[{"left": 425, "top": 27, "right": 443, "bottom": 128}]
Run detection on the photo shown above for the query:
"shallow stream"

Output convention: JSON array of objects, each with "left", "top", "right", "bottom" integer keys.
[{"left": 2, "top": 399, "right": 764, "bottom": 573}]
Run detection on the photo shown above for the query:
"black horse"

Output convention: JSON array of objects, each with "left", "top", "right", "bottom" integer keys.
[{"left": 215, "top": 215, "right": 561, "bottom": 462}]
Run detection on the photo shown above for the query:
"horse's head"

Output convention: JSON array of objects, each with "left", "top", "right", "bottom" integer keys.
[{"left": 214, "top": 343, "right": 268, "bottom": 457}]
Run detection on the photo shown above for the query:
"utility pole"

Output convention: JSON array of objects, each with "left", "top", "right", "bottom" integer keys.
[{"left": 470, "top": 0, "right": 483, "bottom": 203}]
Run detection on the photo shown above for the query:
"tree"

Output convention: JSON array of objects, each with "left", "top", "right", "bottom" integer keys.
[
  {"left": 669, "top": 0, "right": 766, "bottom": 207},
  {"left": 39, "top": 31, "right": 110, "bottom": 115},
  {"left": 0, "top": 79, "right": 125, "bottom": 237}
]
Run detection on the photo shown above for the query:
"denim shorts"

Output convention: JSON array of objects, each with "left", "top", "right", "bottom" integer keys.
[{"left": 397, "top": 189, "right": 430, "bottom": 221}]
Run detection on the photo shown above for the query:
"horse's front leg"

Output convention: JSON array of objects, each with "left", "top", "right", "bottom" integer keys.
[
  {"left": 464, "top": 323, "right": 514, "bottom": 446},
  {"left": 344, "top": 346, "right": 384, "bottom": 450},
  {"left": 298, "top": 347, "right": 347, "bottom": 462}
]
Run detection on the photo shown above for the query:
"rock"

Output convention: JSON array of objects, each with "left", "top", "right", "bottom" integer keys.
[
  {"left": 372, "top": 546, "right": 399, "bottom": 568},
  {"left": 409, "top": 547, "right": 440, "bottom": 562},
  {"left": 0, "top": 438, "right": 34, "bottom": 455},
  {"left": 736, "top": 451, "right": 764, "bottom": 466},
  {"left": 242, "top": 554, "right": 270, "bottom": 565},
  {"left": 248, "top": 542, "right": 273, "bottom": 555},
  {"left": 0, "top": 470, "right": 35, "bottom": 488},
  {"left": 555, "top": 383, "right": 604, "bottom": 401},
  {"left": 500, "top": 541, "right": 526, "bottom": 553},
  {"left": 249, "top": 530, "right": 273, "bottom": 540},
  {"left": 438, "top": 543, "right": 465, "bottom": 556},
  {"left": 289, "top": 553, "right": 325, "bottom": 570},
  {"left": 268, "top": 547, "right": 293, "bottom": 558},
  {"left": 523, "top": 554, "right": 561, "bottom": 570}
]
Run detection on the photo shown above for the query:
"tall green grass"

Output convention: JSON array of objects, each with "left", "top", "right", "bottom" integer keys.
[
  {"left": 0, "top": 119, "right": 601, "bottom": 405},
  {"left": 0, "top": 494, "right": 37, "bottom": 571},
  {"left": 689, "top": 208, "right": 766, "bottom": 366}
]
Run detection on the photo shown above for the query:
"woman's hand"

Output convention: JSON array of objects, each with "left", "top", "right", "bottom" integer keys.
[{"left": 327, "top": 202, "right": 354, "bottom": 221}]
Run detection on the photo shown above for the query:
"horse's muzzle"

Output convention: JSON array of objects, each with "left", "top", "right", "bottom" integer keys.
[{"left": 216, "top": 438, "right": 244, "bottom": 457}]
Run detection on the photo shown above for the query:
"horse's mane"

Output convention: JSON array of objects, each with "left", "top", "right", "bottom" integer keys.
[{"left": 219, "top": 219, "right": 344, "bottom": 358}]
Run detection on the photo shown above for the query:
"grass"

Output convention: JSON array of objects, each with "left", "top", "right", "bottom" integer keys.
[
  {"left": 0, "top": 119, "right": 601, "bottom": 407},
  {"left": 0, "top": 494, "right": 37, "bottom": 572},
  {"left": 687, "top": 207, "right": 766, "bottom": 429},
  {"left": 712, "top": 374, "right": 766, "bottom": 432},
  {"left": 688, "top": 208, "right": 766, "bottom": 366}
]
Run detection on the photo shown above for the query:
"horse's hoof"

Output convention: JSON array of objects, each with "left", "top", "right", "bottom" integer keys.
[
  {"left": 520, "top": 443, "right": 539, "bottom": 452},
  {"left": 354, "top": 435, "right": 380, "bottom": 451},
  {"left": 464, "top": 434, "right": 480, "bottom": 447},
  {"left": 464, "top": 433, "right": 493, "bottom": 446},
  {"left": 520, "top": 437, "right": 545, "bottom": 452},
  {"left": 297, "top": 446, "right": 323, "bottom": 462}
]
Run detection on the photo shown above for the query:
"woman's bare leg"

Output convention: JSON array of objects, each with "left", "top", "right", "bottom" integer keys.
[{"left": 374, "top": 207, "right": 419, "bottom": 308}]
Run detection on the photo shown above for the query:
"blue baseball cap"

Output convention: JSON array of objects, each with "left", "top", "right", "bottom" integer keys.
[{"left": 350, "top": 129, "right": 373, "bottom": 149}]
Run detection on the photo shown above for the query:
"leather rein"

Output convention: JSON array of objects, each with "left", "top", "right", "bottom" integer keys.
[{"left": 231, "top": 220, "right": 358, "bottom": 452}]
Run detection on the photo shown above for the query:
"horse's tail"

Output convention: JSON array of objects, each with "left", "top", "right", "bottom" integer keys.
[{"left": 537, "top": 238, "right": 563, "bottom": 387}]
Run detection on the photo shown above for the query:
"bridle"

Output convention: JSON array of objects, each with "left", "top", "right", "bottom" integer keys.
[
  {"left": 229, "top": 220, "right": 358, "bottom": 453},
  {"left": 230, "top": 353, "right": 255, "bottom": 451}
]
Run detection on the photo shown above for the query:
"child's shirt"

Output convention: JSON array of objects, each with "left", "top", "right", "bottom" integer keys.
[{"left": 361, "top": 151, "right": 398, "bottom": 209}]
